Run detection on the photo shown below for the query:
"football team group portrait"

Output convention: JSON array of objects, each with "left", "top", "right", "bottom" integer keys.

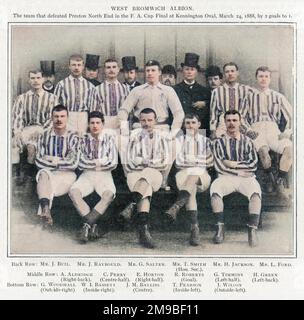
[{"left": 10, "top": 25, "right": 294, "bottom": 254}]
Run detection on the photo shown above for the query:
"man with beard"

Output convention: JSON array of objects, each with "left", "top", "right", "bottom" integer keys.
[
  {"left": 12, "top": 69, "right": 59, "bottom": 185},
  {"left": 40, "top": 60, "right": 56, "bottom": 94},
  {"left": 35, "top": 105, "right": 79, "bottom": 228},
  {"left": 174, "top": 53, "right": 210, "bottom": 135},
  {"left": 161, "top": 64, "right": 177, "bottom": 87},
  {"left": 205, "top": 65, "right": 223, "bottom": 91},
  {"left": 209, "top": 62, "right": 254, "bottom": 140},
  {"left": 119, "top": 108, "right": 170, "bottom": 248},
  {"left": 69, "top": 111, "right": 117, "bottom": 243},
  {"left": 122, "top": 56, "right": 141, "bottom": 91},
  {"left": 54, "top": 54, "right": 96, "bottom": 135},
  {"left": 84, "top": 54, "right": 101, "bottom": 87},
  {"left": 211, "top": 110, "right": 261, "bottom": 247}
]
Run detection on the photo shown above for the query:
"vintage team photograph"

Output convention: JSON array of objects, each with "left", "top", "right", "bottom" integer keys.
[{"left": 9, "top": 24, "right": 295, "bottom": 255}]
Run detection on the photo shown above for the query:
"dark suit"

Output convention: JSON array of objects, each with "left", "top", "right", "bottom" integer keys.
[
  {"left": 174, "top": 81, "right": 211, "bottom": 134},
  {"left": 87, "top": 78, "right": 101, "bottom": 87},
  {"left": 124, "top": 81, "right": 141, "bottom": 92}
]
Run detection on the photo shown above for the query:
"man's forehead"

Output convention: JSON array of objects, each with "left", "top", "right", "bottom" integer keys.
[
  {"left": 226, "top": 114, "right": 239, "bottom": 119},
  {"left": 140, "top": 112, "right": 155, "bottom": 118},
  {"left": 224, "top": 66, "right": 237, "bottom": 71},
  {"left": 89, "top": 117, "right": 102, "bottom": 122},
  {"left": 53, "top": 110, "right": 67, "bottom": 115},
  {"left": 257, "top": 71, "right": 271, "bottom": 76},
  {"left": 105, "top": 62, "right": 118, "bottom": 67},
  {"left": 29, "top": 72, "right": 42, "bottom": 77},
  {"left": 70, "top": 59, "right": 83, "bottom": 64}
]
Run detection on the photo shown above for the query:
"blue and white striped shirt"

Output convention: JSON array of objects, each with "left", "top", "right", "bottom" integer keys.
[
  {"left": 213, "top": 133, "right": 258, "bottom": 176},
  {"left": 35, "top": 128, "right": 79, "bottom": 171},
  {"left": 78, "top": 131, "right": 118, "bottom": 171}
]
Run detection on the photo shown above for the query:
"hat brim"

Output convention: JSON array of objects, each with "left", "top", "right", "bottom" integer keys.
[
  {"left": 181, "top": 63, "right": 200, "bottom": 71},
  {"left": 120, "top": 67, "right": 139, "bottom": 72}
]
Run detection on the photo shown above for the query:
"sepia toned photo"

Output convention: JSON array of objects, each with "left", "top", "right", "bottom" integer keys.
[{"left": 9, "top": 23, "right": 295, "bottom": 256}]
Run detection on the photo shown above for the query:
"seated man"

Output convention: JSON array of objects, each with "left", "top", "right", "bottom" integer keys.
[
  {"left": 69, "top": 111, "right": 118, "bottom": 243},
  {"left": 35, "top": 105, "right": 79, "bottom": 228},
  {"left": 211, "top": 110, "right": 261, "bottom": 247},
  {"left": 165, "top": 113, "right": 214, "bottom": 246},
  {"left": 242, "top": 66, "right": 292, "bottom": 195},
  {"left": 120, "top": 108, "right": 169, "bottom": 249}
]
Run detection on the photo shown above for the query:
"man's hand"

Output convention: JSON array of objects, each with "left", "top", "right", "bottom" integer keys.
[
  {"left": 246, "top": 130, "right": 259, "bottom": 140},
  {"left": 279, "top": 132, "right": 291, "bottom": 140},
  {"left": 209, "top": 130, "right": 217, "bottom": 140},
  {"left": 96, "top": 157, "right": 109, "bottom": 167},
  {"left": 192, "top": 101, "right": 206, "bottom": 109},
  {"left": 223, "top": 160, "right": 238, "bottom": 169}
]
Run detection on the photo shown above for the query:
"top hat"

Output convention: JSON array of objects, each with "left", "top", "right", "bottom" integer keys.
[
  {"left": 181, "top": 53, "right": 200, "bottom": 70},
  {"left": 205, "top": 65, "right": 223, "bottom": 78},
  {"left": 145, "top": 59, "right": 161, "bottom": 68},
  {"left": 85, "top": 54, "right": 100, "bottom": 70},
  {"left": 121, "top": 56, "right": 139, "bottom": 71},
  {"left": 162, "top": 64, "right": 177, "bottom": 78},
  {"left": 40, "top": 60, "right": 55, "bottom": 76}
]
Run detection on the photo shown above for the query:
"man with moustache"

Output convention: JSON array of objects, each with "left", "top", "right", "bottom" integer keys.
[
  {"left": 122, "top": 56, "right": 141, "bottom": 91},
  {"left": 69, "top": 111, "right": 117, "bottom": 243},
  {"left": 174, "top": 53, "right": 210, "bottom": 135},
  {"left": 94, "top": 58, "right": 129, "bottom": 129},
  {"left": 242, "top": 66, "right": 292, "bottom": 195},
  {"left": 209, "top": 62, "right": 254, "bottom": 140},
  {"left": 211, "top": 110, "right": 261, "bottom": 247},
  {"left": 205, "top": 65, "right": 223, "bottom": 91},
  {"left": 84, "top": 54, "right": 101, "bottom": 87},
  {"left": 35, "top": 105, "right": 79, "bottom": 228},
  {"left": 12, "top": 69, "right": 59, "bottom": 184},
  {"left": 119, "top": 108, "right": 170, "bottom": 249},
  {"left": 161, "top": 64, "right": 177, "bottom": 87},
  {"left": 40, "top": 60, "right": 56, "bottom": 94},
  {"left": 54, "top": 54, "right": 96, "bottom": 135},
  {"left": 165, "top": 113, "right": 214, "bottom": 246}
]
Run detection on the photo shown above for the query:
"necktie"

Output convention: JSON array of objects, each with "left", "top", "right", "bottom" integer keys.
[
  {"left": 109, "top": 83, "right": 117, "bottom": 116},
  {"left": 31, "top": 93, "right": 39, "bottom": 124},
  {"left": 229, "top": 87, "right": 236, "bottom": 110},
  {"left": 74, "top": 78, "right": 80, "bottom": 111},
  {"left": 93, "top": 138, "right": 99, "bottom": 159}
]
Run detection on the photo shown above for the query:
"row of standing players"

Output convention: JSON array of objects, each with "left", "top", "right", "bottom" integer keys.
[{"left": 11, "top": 52, "right": 292, "bottom": 249}]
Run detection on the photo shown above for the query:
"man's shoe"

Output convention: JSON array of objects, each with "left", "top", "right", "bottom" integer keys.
[
  {"left": 79, "top": 223, "right": 91, "bottom": 243},
  {"left": 276, "top": 177, "right": 289, "bottom": 200},
  {"left": 248, "top": 226, "right": 258, "bottom": 247},
  {"left": 189, "top": 225, "right": 200, "bottom": 246},
  {"left": 213, "top": 223, "right": 225, "bottom": 244},
  {"left": 119, "top": 202, "right": 136, "bottom": 221},
  {"left": 138, "top": 225, "right": 156, "bottom": 249},
  {"left": 41, "top": 206, "right": 53, "bottom": 228},
  {"left": 89, "top": 224, "right": 99, "bottom": 241}
]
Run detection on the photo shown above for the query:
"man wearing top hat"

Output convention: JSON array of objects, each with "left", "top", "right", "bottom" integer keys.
[
  {"left": 161, "top": 64, "right": 177, "bottom": 87},
  {"left": 85, "top": 54, "right": 101, "bottom": 87},
  {"left": 41, "top": 60, "right": 56, "bottom": 94},
  {"left": 122, "top": 56, "right": 141, "bottom": 92},
  {"left": 205, "top": 65, "right": 223, "bottom": 91},
  {"left": 174, "top": 53, "right": 211, "bottom": 136}
]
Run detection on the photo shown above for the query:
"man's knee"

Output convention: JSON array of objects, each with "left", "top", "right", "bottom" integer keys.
[
  {"left": 102, "top": 190, "right": 115, "bottom": 203},
  {"left": 249, "top": 192, "right": 261, "bottom": 214},
  {"left": 211, "top": 193, "right": 224, "bottom": 212},
  {"left": 258, "top": 146, "right": 271, "bottom": 169},
  {"left": 38, "top": 171, "right": 49, "bottom": 182},
  {"left": 69, "top": 188, "right": 82, "bottom": 201}
]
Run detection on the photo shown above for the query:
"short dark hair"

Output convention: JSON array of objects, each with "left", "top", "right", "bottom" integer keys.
[
  {"left": 52, "top": 104, "right": 68, "bottom": 116},
  {"left": 224, "top": 110, "right": 241, "bottom": 120},
  {"left": 104, "top": 58, "right": 118, "bottom": 66},
  {"left": 255, "top": 66, "right": 271, "bottom": 78},
  {"left": 184, "top": 113, "right": 201, "bottom": 122},
  {"left": 140, "top": 108, "right": 157, "bottom": 118},
  {"left": 223, "top": 62, "right": 239, "bottom": 71},
  {"left": 69, "top": 54, "right": 84, "bottom": 64},
  {"left": 88, "top": 111, "right": 105, "bottom": 123}
]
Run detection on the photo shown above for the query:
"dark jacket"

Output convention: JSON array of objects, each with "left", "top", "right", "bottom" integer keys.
[{"left": 174, "top": 81, "right": 211, "bottom": 134}]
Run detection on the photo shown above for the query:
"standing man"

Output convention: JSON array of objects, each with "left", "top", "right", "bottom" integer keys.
[
  {"left": 40, "top": 60, "right": 56, "bottom": 94},
  {"left": 84, "top": 54, "right": 101, "bottom": 87},
  {"left": 69, "top": 111, "right": 117, "bottom": 243},
  {"left": 205, "top": 65, "right": 223, "bottom": 91},
  {"left": 242, "top": 66, "right": 292, "bottom": 195},
  {"left": 165, "top": 113, "right": 214, "bottom": 246},
  {"left": 35, "top": 105, "right": 79, "bottom": 228},
  {"left": 54, "top": 54, "right": 96, "bottom": 135},
  {"left": 12, "top": 69, "right": 59, "bottom": 184},
  {"left": 209, "top": 62, "right": 254, "bottom": 140},
  {"left": 119, "top": 108, "right": 169, "bottom": 249},
  {"left": 211, "top": 110, "right": 261, "bottom": 247},
  {"left": 174, "top": 53, "right": 210, "bottom": 134},
  {"left": 122, "top": 56, "right": 141, "bottom": 91},
  {"left": 161, "top": 64, "right": 177, "bottom": 87},
  {"left": 94, "top": 58, "right": 129, "bottom": 129}
]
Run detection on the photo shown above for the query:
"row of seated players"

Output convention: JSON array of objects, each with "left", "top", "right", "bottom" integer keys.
[{"left": 27, "top": 105, "right": 274, "bottom": 249}]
